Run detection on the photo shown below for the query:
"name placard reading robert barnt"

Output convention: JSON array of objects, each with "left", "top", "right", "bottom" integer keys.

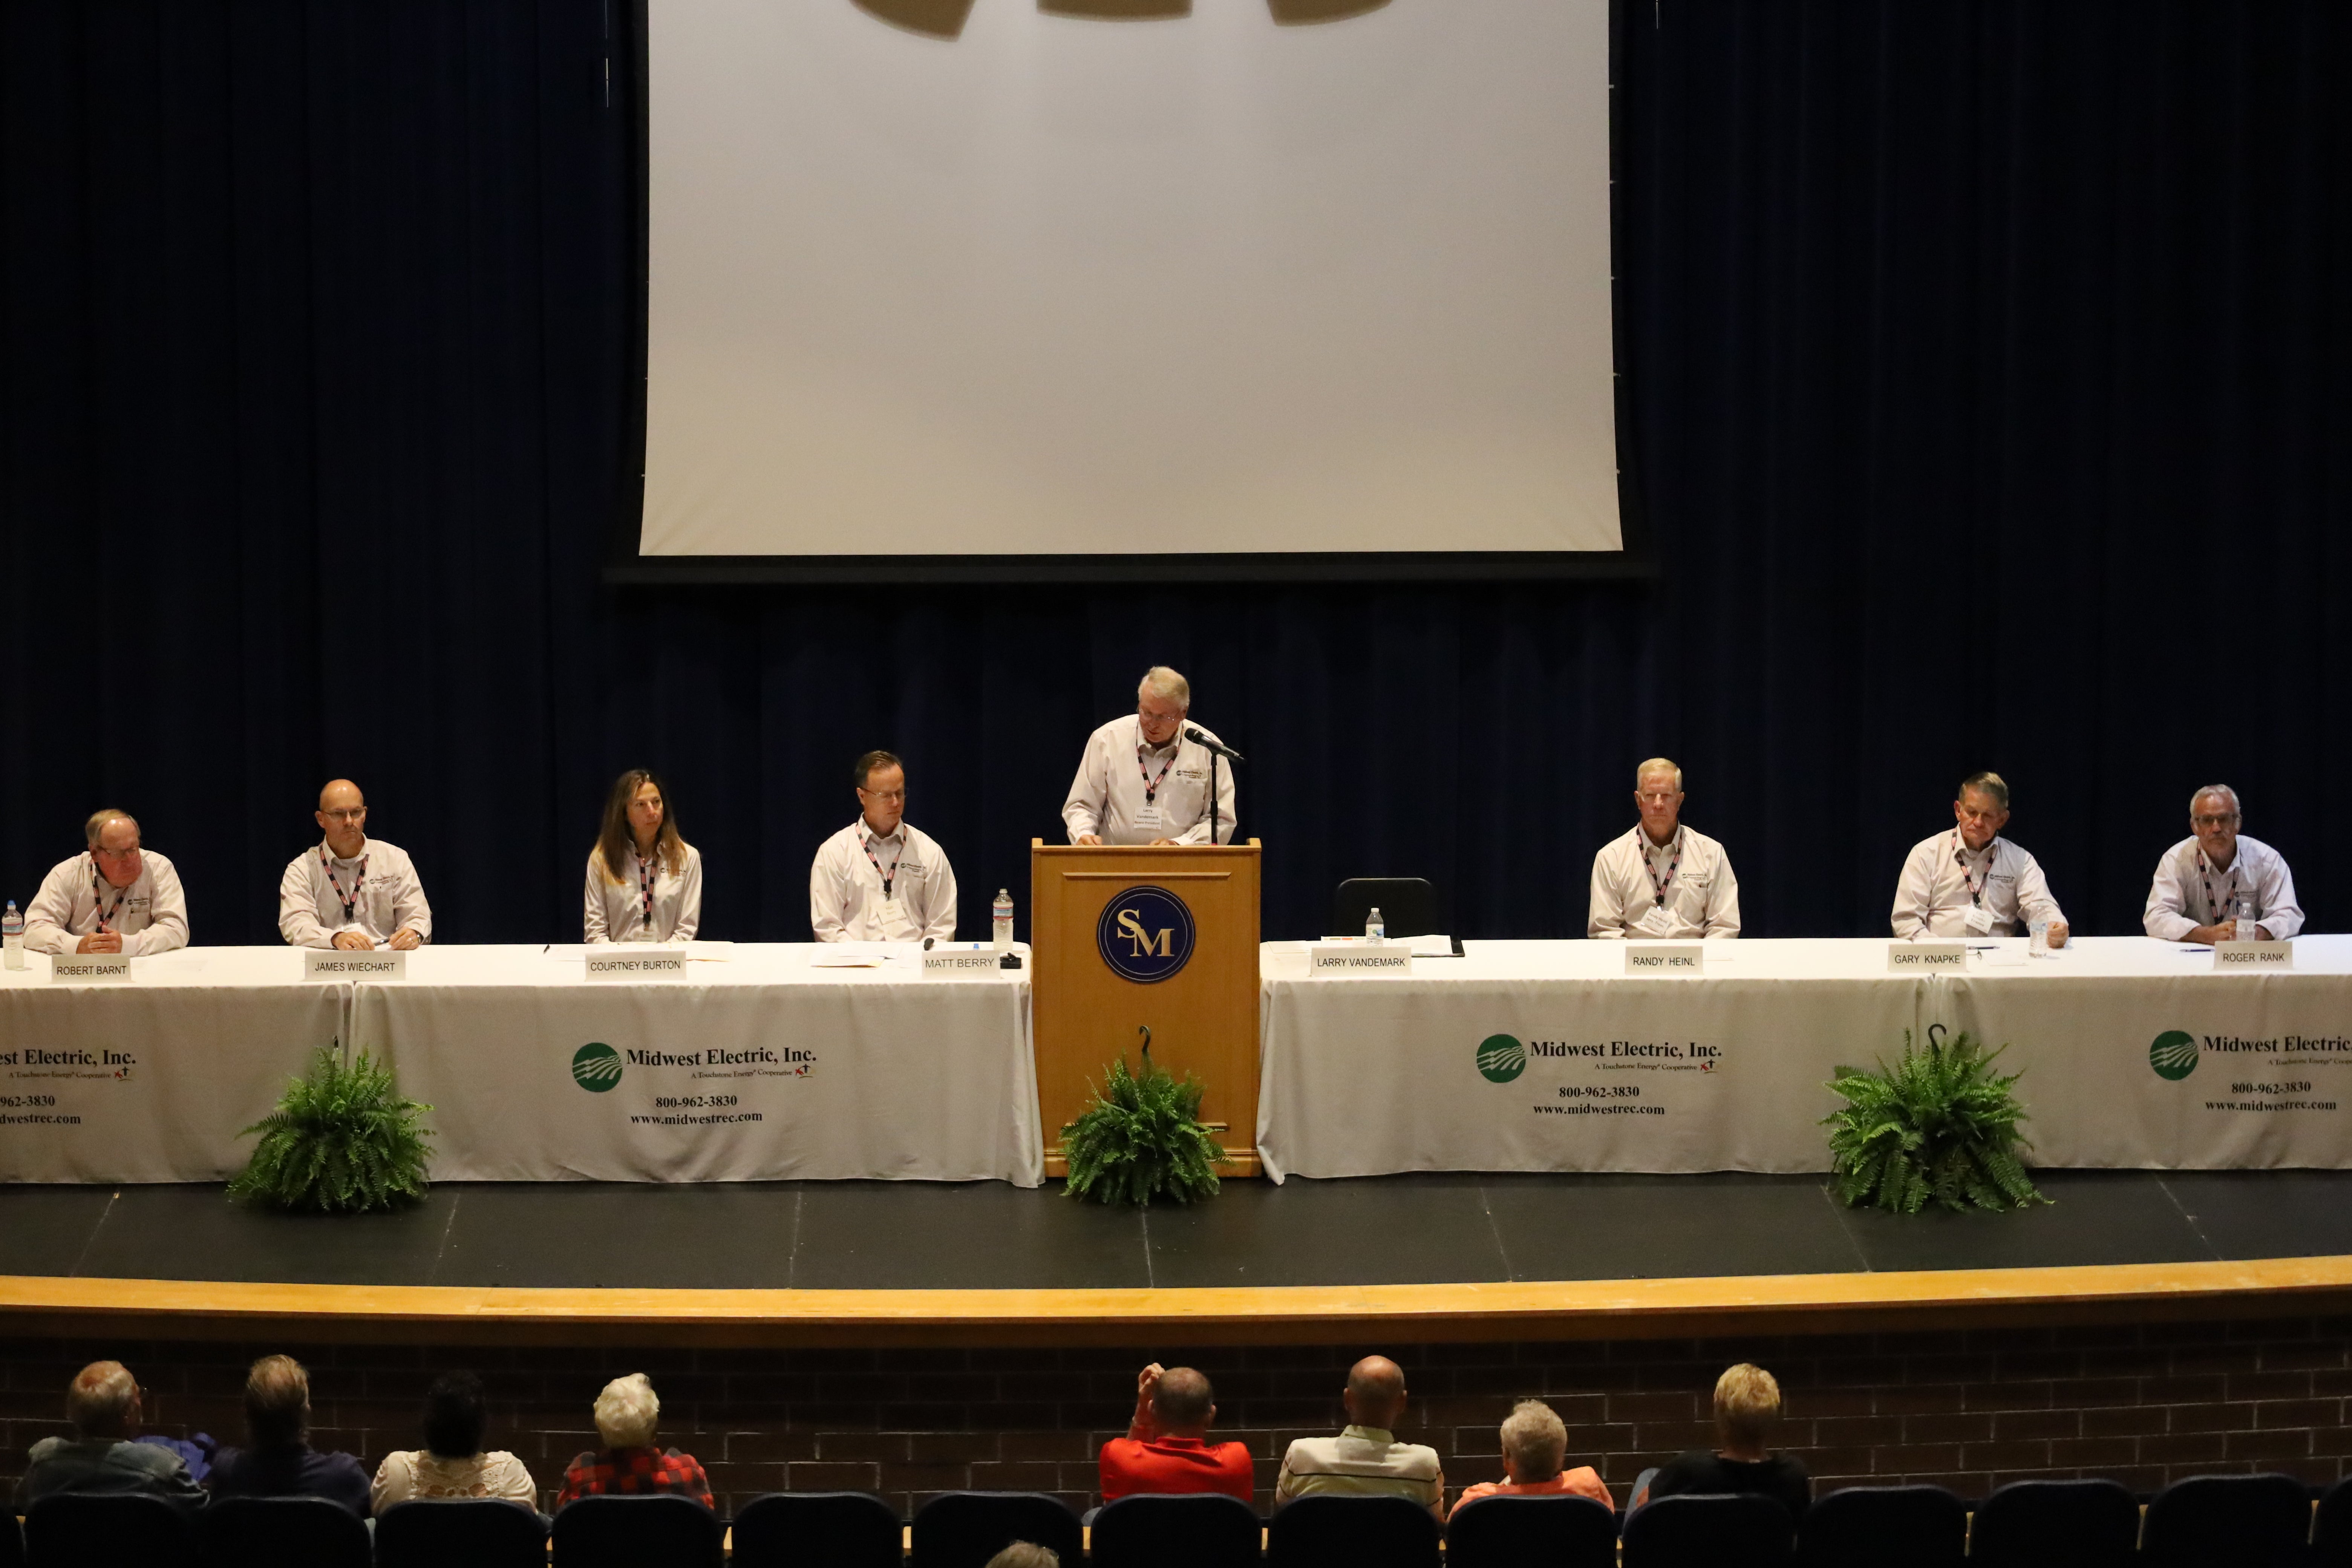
[
  {"left": 302, "top": 948, "right": 407, "bottom": 982},
  {"left": 1309, "top": 943, "right": 1413, "bottom": 977},
  {"left": 1888, "top": 942, "right": 1968, "bottom": 972},
  {"left": 49, "top": 952, "right": 132, "bottom": 984},
  {"left": 1625, "top": 943, "right": 1705, "bottom": 976},
  {"left": 2215, "top": 940, "right": 2294, "bottom": 971},
  {"left": 585, "top": 949, "right": 686, "bottom": 980}
]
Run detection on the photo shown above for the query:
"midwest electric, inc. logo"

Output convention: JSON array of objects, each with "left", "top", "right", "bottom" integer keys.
[
  {"left": 1476, "top": 1034, "right": 1527, "bottom": 1084},
  {"left": 2149, "top": 1031, "right": 2199, "bottom": 1081},
  {"left": 571, "top": 1042, "right": 625, "bottom": 1093}
]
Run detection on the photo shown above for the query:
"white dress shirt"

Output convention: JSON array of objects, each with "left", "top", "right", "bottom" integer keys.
[
  {"left": 1892, "top": 830, "right": 2065, "bottom": 938},
  {"left": 1061, "top": 715, "right": 1238, "bottom": 846},
  {"left": 24, "top": 851, "right": 190, "bottom": 956},
  {"left": 584, "top": 841, "right": 703, "bottom": 943},
  {"left": 810, "top": 818, "right": 957, "bottom": 942},
  {"left": 2144, "top": 835, "right": 2304, "bottom": 941},
  {"left": 277, "top": 838, "right": 433, "bottom": 948},
  {"left": 1588, "top": 825, "right": 1741, "bottom": 939}
]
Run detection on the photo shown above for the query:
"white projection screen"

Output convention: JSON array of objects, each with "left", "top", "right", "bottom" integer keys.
[{"left": 634, "top": 0, "right": 1622, "bottom": 577}]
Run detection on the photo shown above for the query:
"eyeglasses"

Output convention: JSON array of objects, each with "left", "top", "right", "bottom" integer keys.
[
  {"left": 2191, "top": 813, "right": 2239, "bottom": 828},
  {"left": 1635, "top": 792, "right": 1679, "bottom": 805},
  {"left": 320, "top": 808, "right": 367, "bottom": 823},
  {"left": 860, "top": 788, "right": 907, "bottom": 803}
]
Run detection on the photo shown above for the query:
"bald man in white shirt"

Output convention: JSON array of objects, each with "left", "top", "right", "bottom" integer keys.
[
  {"left": 1063, "top": 666, "right": 1238, "bottom": 847},
  {"left": 23, "top": 809, "right": 190, "bottom": 956},
  {"left": 277, "top": 779, "right": 432, "bottom": 950},
  {"left": 1589, "top": 758, "right": 1741, "bottom": 939},
  {"left": 1892, "top": 771, "right": 2069, "bottom": 946},
  {"left": 2145, "top": 784, "right": 2304, "bottom": 943}
]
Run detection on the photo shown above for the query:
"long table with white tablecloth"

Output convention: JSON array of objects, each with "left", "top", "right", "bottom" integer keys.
[{"left": 1254, "top": 936, "right": 2352, "bottom": 1181}]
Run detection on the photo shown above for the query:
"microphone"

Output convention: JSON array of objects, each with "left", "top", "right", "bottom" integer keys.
[{"left": 1185, "top": 726, "right": 1245, "bottom": 764}]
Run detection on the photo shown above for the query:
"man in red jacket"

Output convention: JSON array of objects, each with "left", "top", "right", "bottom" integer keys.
[{"left": 1098, "top": 1362, "right": 1254, "bottom": 1504}]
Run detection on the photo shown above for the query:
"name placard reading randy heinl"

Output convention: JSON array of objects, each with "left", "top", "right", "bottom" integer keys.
[
  {"left": 302, "top": 948, "right": 407, "bottom": 982},
  {"left": 1625, "top": 943, "right": 1705, "bottom": 976},
  {"left": 923, "top": 947, "right": 1008, "bottom": 975},
  {"left": 585, "top": 949, "right": 687, "bottom": 980},
  {"left": 1888, "top": 942, "right": 1968, "bottom": 972},
  {"left": 2215, "top": 940, "right": 2294, "bottom": 971},
  {"left": 49, "top": 952, "right": 132, "bottom": 983},
  {"left": 1309, "top": 943, "right": 1413, "bottom": 977}
]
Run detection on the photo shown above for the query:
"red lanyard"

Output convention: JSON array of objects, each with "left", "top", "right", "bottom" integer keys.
[
  {"left": 87, "top": 860, "right": 128, "bottom": 932},
  {"left": 1638, "top": 828, "right": 1683, "bottom": 907},
  {"left": 634, "top": 845, "right": 660, "bottom": 928},
  {"left": 2198, "top": 850, "right": 2242, "bottom": 923},
  {"left": 1952, "top": 830, "right": 1996, "bottom": 906},
  {"left": 321, "top": 848, "right": 369, "bottom": 923},
  {"left": 1137, "top": 741, "right": 1178, "bottom": 803},
  {"left": 862, "top": 831, "right": 903, "bottom": 899}
]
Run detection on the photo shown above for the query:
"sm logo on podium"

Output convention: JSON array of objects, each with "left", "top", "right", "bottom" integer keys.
[{"left": 1096, "top": 885, "right": 1197, "bottom": 983}]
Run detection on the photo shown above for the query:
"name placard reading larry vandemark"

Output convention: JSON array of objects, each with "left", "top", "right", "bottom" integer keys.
[
  {"left": 302, "top": 948, "right": 407, "bottom": 982},
  {"left": 1309, "top": 943, "right": 1413, "bottom": 977},
  {"left": 49, "top": 952, "right": 132, "bottom": 984},
  {"left": 1888, "top": 942, "right": 1968, "bottom": 972},
  {"left": 585, "top": 949, "right": 687, "bottom": 980},
  {"left": 2215, "top": 940, "right": 2294, "bottom": 971},
  {"left": 1625, "top": 943, "right": 1705, "bottom": 976}
]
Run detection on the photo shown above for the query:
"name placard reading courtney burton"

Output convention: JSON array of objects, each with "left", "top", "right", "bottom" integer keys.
[
  {"left": 48, "top": 952, "right": 131, "bottom": 984},
  {"left": 585, "top": 949, "right": 687, "bottom": 980},
  {"left": 1888, "top": 942, "right": 1968, "bottom": 972},
  {"left": 303, "top": 948, "right": 407, "bottom": 982},
  {"left": 2215, "top": 940, "right": 2294, "bottom": 971},
  {"left": 1309, "top": 943, "right": 1413, "bottom": 977},
  {"left": 1625, "top": 943, "right": 1705, "bottom": 976}
]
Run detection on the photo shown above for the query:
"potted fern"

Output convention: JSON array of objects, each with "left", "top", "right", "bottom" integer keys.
[
  {"left": 1063, "top": 1028, "right": 1231, "bottom": 1206},
  {"left": 228, "top": 1041, "right": 435, "bottom": 1212},
  {"left": 1824, "top": 1024, "right": 2047, "bottom": 1213}
]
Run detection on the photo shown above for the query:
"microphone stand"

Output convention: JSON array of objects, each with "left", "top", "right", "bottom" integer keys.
[{"left": 1208, "top": 747, "right": 1220, "bottom": 847}]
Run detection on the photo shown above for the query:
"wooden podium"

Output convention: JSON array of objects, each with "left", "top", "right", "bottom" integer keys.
[{"left": 1031, "top": 840, "right": 1262, "bottom": 1178}]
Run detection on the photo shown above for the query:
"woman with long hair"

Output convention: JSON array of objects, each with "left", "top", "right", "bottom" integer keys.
[{"left": 584, "top": 769, "right": 701, "bottom": 943}]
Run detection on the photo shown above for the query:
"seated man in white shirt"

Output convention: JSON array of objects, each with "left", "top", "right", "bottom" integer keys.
[
  {"left": 23, "top": 809, "right": 189, "bottom": 956},
  {"left": 1274, "top": 1355, "right": 1445, "bottom": 1522},
  {"left": 1892, "top": 771, "right": 2069, "bottom": 948},
  {"left": 1588, "top": 758, "right": 1740, "bottom": 938},
  {"left": 1062, "top": 666, "right": 1237, "bottom": 847},
  {"left": 810, "top": 750, "right": 958, "bottom": 943},
  {"left": 277, "top": 779, "right": 432, "bottom": 950},
  {"left": 2144, "top": 783, "right": 2303, "bottom": 943}
]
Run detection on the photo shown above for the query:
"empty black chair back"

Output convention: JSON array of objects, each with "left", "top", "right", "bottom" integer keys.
[
  {"left": 1968, "top": 1479, "right": 2141, "bottom": 1568},
  {"left": 1446, "top": 1493, "right": 1616, "bottom": 1568},
  {"left": 376, "top": 1499, "right": 549, "bottom": 1568},
  {"left": 733, "top": 1492, "right": 904, "bottom": 1568},
  {"left": 1093, "top": 1493, "right": 1262, "bottom": 1568},
  {"left": 2315, "top": 1476, "right": 2352, "bottom": 1568},
  {"left": 1622, "top": 1493, "right": 1795, "bottom": 1568},
  {"left": 25, "top": 1493, "right": 199, "bottom": 1568},
  {"left": 1267, "top": 1494, "right": 1440, "bottom": 1568},
  {"left": 199, "top": 1495, "right": 370, "bottom": 1568},
  {"left": 551, "top": 1493, "right": 724, "bottom": 1568},
  {"left": 2143, "top": 1473, "right": 2314, "bottom": 1568},
  {"left": 1331, "top": 878, "right": 1439, "bottom": 939},
  {"left": 0, "top": 1513, "right": 19, "bottom": 1568},
  {"left": 910, "top": 1492, "right": 1084, "bottom": 1568},
  {"left": 1796, "top": 1486, "right": 1965, "bottom": 1568}
]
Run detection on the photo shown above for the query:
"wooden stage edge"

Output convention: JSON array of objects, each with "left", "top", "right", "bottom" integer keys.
[{"left": 4, "top": 1257, "right": 2352, "bottom": 1349}]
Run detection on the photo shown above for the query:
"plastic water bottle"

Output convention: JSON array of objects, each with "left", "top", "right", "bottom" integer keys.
[
  {"left": 1365, "top": 905, "right": 1384, "bottom": 941},
  {"left": 2, "top": 900, "right": 22, "bottom": 970},
  {"left": 992, "top": 889, "right": 1015, "bottom": 951}
]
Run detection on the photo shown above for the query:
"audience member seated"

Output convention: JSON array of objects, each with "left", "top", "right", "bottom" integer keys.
[
  {"left": 1274, "top": 1355, "right": 1445, "bottom": 1520},
  {"left": 371, "top": 1370, "right": 539, "bottom": 1514},
  {"left": 1098, "top": 1361, "right": 1254, "bottom": 1503},
  {"left": 12, "top": 1360, "right": 207, "bottom": 1511},
  {"left": 985, "top": 1547, "right": 1059, "bottom": 1568},
  {"left": 205, "top": 1354, "right": 372, "bottom": 1517},
  {"left": 556, "top": 1373, "right": 714, "bottom": 1510},
  {"left": 1629, "top": 1363, "right": 1809, "bottom": 1519},
  {"left": 1450, "top": 1399, "right": 1611, "bottom": 1516}
]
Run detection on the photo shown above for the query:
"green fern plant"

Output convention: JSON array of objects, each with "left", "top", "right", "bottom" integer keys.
[
  {"left": 228, "top": 1042, "right": 434, "bottom": 1212},
  {"left": 1824, "top": 1025, "right": 2047, "bottom": 1214},
  {"left": 1063, "top": 1028, "right": 1230, "bottom": 1207}
]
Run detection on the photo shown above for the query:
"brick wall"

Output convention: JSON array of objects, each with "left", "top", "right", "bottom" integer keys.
[{"left": 5, "top": 1317, "right": 2349, "bottom": 1517}]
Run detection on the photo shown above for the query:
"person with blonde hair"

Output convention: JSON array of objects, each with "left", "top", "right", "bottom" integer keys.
[
  {"left": 1630, "top": 1363, "right": 1808, "bottom": 1519},
  {"left": 983, "top": 1546, "right": 1060, "bottom": 1568},
  {"left": 206, "top": 1354, "right": 371, "bottom": 1516},
  {"left": 13, "top": 1360, "right": 206, "bottom": 1510},
  {"left": 556, "top": 1373, "right": 713, "bottom": 1509},
  {"left": 1449, "top": 1399, "right": 1611, "bottom": 1516},
  {"left": 1588, "top": 759, "right": 1740, "bottom": 939},
  {"left": 585, "top": 769, "right": 702, "bottom": 943}
]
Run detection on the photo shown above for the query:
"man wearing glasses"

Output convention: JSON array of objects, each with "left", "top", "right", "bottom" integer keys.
[
  {"left": 277, "top": 779, "right": 432, "bottom": 950},
  {"left": 2145, "top": 784, "right": 2302, "bottom": 943},
  {"left": 1062, "top": 666, "right": 1237, "bottom": 847},
  {"left": 23, "top": 808, "right": 189, "bottom": 956},
  {"left": 1891, "top": 771, "right": 2069, "bottom": 947},
  {"left": 1588, "top": 758, "right": 1741, "bottom": 939},
  {"left": 811, "top": 750, "right": 958, "bottom": 942}
]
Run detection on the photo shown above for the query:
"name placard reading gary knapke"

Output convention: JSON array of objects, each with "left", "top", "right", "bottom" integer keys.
[
  {"left": 48, "top": 952, "right": 131, "bottom": 983},
  {"left": 303, "top": 948, "right": 407, "bottom": 982},
  {"left": 1309, "top": 943, "right": 1413, "bottom": 977},
  {"left": 1625, "top": 943, "right": 1705, "bottom": 976},
  {"left": 1888, "top": 942, "right": 1968, "bottom": 972},
  {"left": 2215, "top": 940, "right": 2294, "bottom": 971},
  {"left": 585, "top": 949, "right": 687, "bottom": 980}
]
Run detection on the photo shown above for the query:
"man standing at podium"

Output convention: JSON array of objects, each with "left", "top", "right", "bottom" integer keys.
[{"left": 1063, "top": 666, "right": 1237, "bottom": 846}]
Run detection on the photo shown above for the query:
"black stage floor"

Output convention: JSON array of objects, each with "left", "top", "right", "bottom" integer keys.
[{"left": 2, "top": 1170, "right": 2350, "bottom": 1292}]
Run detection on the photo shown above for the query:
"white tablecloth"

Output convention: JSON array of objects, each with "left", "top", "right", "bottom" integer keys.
[{"left": 1255, "top": 936, "right": 2352, "bottom": 1181}]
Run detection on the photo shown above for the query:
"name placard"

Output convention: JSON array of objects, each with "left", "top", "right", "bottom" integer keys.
[
  {"left": 51, "top": 952, "right": 132, "bottom": 983},
  {"left": 923, "top": 948, "right": 1009, "bottom": 975},
  {"left": 2216, "top": 940, "right": 2294, "bottom": 971},
  {"left": 303, "top": 948, "right": 407, "bottom": 982},
  {"left": 1625, "top": 943, "right": 1705, "bottom": 975},
  {"left": 1309, "top": 943, "right": 1413, "bottom": 977},
  {"left": 1888, "top": 942, "right": 1968, "bottom": 972},
  {"left": 585, "top": 949, "right": 686, "bottom": 980}
]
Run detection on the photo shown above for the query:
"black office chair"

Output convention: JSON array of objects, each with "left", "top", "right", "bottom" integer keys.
[
  {"left": 909, "top": 1492, "right": 1084, "bottom": 1568},
  {"left": 199, "top": 1495, "right": 371, "bottom": 1568},
  {"left": 24, "top": 1493, "right": 199, "bottom": 1568},
  {"left": 1445, "top": 1493, "right": 1616, "bottom": 1568},
  {"left": 1266, "top": 1494, "right": 1440, "bottom": 1568},
  {"left": 1331, "top": 877, "right": 1439, "bottom": 939},
  {"left": 1091, "top": 1492, "right": 1262, "bottom": 1568},
  {"left": 2141, "top": 1473, "right": 2314, "bottom": 1568},
  {"left": 550, "top": 1493, "right": 725, "bottom": 1568},
  {"left": 1795, "top": 1485, "right": 1966, "bottom": 1568},
  {"left": 2312, "top": 1474, "right": 2352, "bottom": 1568},
  {"left": 732, "top": 1492, "right": 904, "bottom": 1568},
  {"left": 1621, "top": 1493, "right": 1795, "bottom": 1568},
  {"left": 375, "top": 1499, "right": 550, "bottom": 1568},
  {"left": 1967, "top": 1478, "right": 2140, "bottom": 1568}
]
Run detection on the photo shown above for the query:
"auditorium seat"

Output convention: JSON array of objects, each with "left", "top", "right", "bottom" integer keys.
[
  {"left": 1330, "top": 877, "right": 1438, "bottom": 938},
  {"left": 1620, "top": 1493, "right": 1795, "bottom": 1568},
  {"left": 1968, "top": 1479, "right": 2139, "bottom": 1568},
  {"left": 1795, "top": 1485, "right": 1966, "bottom": 1568},
  {"left": 0, "top": 1511, "right": 23, "bottom": 1568},
  {"left": 1266, "top": 1494, "right": 1440, "bottom": 1568},
  {"left": 1091, "top": 1492, "right": 1262, "bottom": 1568},
  {"left": 550, "top": 1494, "right": 724, "bottom": 1568},
  {"left": 1444, "top": 1492, "right": 1616, "bottom": 1568},
  {"left": 23, "top": 1493, "right": 198, "bottom": 1568},
  {"left": 199, "top": 1495, "right": 369, "bottom": 1568},
  {"left": 909, "top": 1491, "right": 1084, "bottom": 1568},
  {"left": 733, "top": 1492, "right": 903, "bottom": 1568},
  {"left": 375, "top": 1498, "right": 549, "bottom": 1568},
  {"left": 2312, "top": 1475, "right": 2352, "bottom": 1568},
  {"left": 2141, "top": 1472, "right": 2313, "bottom": 1568}
]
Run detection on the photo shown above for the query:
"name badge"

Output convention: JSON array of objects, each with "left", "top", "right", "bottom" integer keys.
[
  {"left": 1132, "top": 804, "right": 1167, "bottom": 834},
  {"left": 586, "top": 949, "right": 686, "bottom": 979},
  {"left": 1964, "top": 905, "right": 1995, "bottom": 935},
  {"left": 303, "top": 948, "right": 407, "bottom": 981},
  {"left": 1889, "top": 942, "right": 1968, "bottom": 971},
  {"left": 1625, "top": 943, "right": 1704, "bottom": 975},
  {"left": 2215, "top": 940, "right": 2293, "bottom": 971},
  {"left": 1632, "top": 903, "right": 1678, "bottom": 938},
  {"left": 1309, "top": 943, "right": 1413, "bottom": 976},
  {"left": 922, "top": 947, "right": 1007, "bottom": 975},
  {"left": 51, "top": 952, "right": 132, "bottom": 983}
]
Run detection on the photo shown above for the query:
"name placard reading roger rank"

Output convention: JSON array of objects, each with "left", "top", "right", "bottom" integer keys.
[
  {"left": 302, "top": 948, "right": 407, "bottom": 981},
  {"left": 2215, "top": 941, "right": 2294, "bottom": 971},
  {"left": 1096, "top": 885, "right": 1196, "bottom": 984}
]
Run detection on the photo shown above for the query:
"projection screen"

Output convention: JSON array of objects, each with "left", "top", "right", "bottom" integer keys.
[{"left": 635, "top": 0, "right": 1620, "bottom": 575}]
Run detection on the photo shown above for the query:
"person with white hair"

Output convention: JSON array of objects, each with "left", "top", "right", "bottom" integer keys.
[
  {"left": 1892, "top": 771, "right": 2069, "bottom": 946},
  {"left": 22, "top": 808, "right": 189, "bottom": 956},
  {"left": 1449, "top": 1398, "right": 1611, "bottom": 1516},
  {"left": 2145, "top": 784, "right": 2303, "bottom": 943},
  {"left": 13, "top": 1360, "right": 207, "bottom": 1510},
  {"left": 1061, "top": 666, "right": 1238, "bottom": 846},
  {"left": 555, "top": 1373, "right": 713, "bottom": 1509},
  {"left": 1588, "top": 758, "right": 1740, "bottom": 938}
]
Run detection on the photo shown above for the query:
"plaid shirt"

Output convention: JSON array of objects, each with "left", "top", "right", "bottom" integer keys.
[{"left": 556, "top": 1446, "right": 714, "bottom": 1510}]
